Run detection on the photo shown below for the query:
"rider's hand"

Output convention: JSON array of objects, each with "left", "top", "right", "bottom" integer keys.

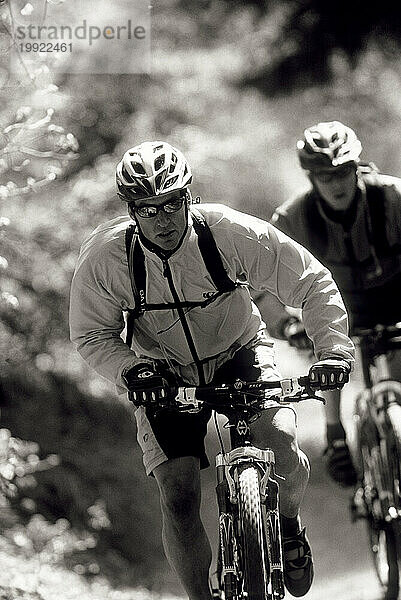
[
  {"left": 281, "top": 316, "right": 313, "bottom": 351},
  {"left": 309, "top": 358, "right": 350, "bottom": 390},
  {"left": 123, "top": 363, "right": 171, "bottom": 405}
]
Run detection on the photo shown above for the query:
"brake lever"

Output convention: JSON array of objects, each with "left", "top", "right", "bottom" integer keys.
[
  {"left": 285, "top": 390, "right": 326, "bottom": 404},
  {"left": 274, "top": 377, "right": 326, "bottom": 404},
  {"left": 174, "top": 387, "right": 203, "bottom": 413}
]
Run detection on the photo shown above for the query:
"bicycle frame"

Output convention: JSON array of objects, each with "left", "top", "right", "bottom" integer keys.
[
  {"left": 354, "top": 327, "right": 401, "bottom": 522},
  {"left": 352, "top": 325, "right": 401, "bottom": 600}
]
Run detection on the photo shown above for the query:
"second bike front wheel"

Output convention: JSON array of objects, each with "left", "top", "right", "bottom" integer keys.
[
  {"left": 368, "top": 521, "right": 399, "bottom": 600},
  {"left": 359, "top": 397, "right": 401, "bottom": 600},
  {"left": 384, "top": 400, "right": 401, "bottom": 599},
  {"left": 386, "top": 401, "right": 401, "bottom": 499},
  {"left": 238, "top": 465, "right": 268, "bottom": 600}
]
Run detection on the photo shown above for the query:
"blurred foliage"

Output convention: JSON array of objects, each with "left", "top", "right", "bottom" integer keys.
[
  {"left": 0, "top": 428, "right": 59, "bottom": 505},
  {"left": 0, "top": 370, "right": 166, "bottom": 589},
  {"left": 167, "top": 0, "right": 401, "bottom": 93},
  {"left": 0, "top": 428, "right": 104, "bottom": 587}
]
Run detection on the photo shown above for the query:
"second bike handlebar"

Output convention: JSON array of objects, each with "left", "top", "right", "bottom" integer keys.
[{"left": 353, "top": 323, "right": 401, "bottom": 356}]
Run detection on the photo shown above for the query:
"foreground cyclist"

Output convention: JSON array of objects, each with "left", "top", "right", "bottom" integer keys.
[
  {"left": 69, "top": 141, "right": 354, "bottom": 599},
  {"left": 266, "top": 121, "right": 401, "bottom": 487}
]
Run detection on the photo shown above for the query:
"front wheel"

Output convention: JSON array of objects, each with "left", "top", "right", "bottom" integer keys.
[
  {"left": 386, "top": 401, "right": 401, "bottom": 506},
  {"left": 238, "top": 465, "right": 268, "bottom": 600},
  {"left": 368, "top": 521, "right": 399, "bottom": 600}
]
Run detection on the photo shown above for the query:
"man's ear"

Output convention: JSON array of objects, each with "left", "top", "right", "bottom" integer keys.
[{"left": 127, "top": 203, "right": 135, "bottom": 220}]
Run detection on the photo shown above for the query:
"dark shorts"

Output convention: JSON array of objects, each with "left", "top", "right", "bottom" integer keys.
[{"left": 134, "top": 336, "right": 281, "bottom": 476}]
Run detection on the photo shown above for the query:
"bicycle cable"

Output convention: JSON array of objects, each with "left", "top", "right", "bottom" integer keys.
[{"left": 213, "top": 410, "right": 226, "bottom": 454}]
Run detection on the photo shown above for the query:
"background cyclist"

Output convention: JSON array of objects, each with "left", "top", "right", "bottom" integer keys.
[
  {"left": 262, "top": 121, "right": 401, "bottom": 487},
  {"left": 69, "top": 141, "right": 354, "bottom": 600}
]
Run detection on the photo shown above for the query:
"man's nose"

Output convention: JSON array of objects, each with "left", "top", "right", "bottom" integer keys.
[{"left": 156, "top": 209, "right": 171, "bottom": 226}]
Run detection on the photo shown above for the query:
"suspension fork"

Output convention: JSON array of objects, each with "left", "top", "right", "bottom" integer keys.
[
  {"left": 260, "top": 476, "right": 285, "bottom": 599},
  {"left": 216, "top": 463, "right": 238, "bottom": 597}
]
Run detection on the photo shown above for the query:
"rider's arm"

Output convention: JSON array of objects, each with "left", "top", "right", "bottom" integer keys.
[
  {"left": 69, "top": 240, "right": 143, "bottom": 393},
  {"left": 252, "top": 290, "right": 298, "bottom": 341},
  {"left": 253, "top": 198, "right": 311, "bottom": 341},
  {"left": 216, "top": 206, "right": 355, "bottom": 365}
]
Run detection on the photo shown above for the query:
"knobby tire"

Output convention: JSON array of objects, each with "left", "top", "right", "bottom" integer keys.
[
  {"left": 361, "top": 395, "right": 401, "bottom": 600},
  {"left": 384, "top": 401, "right": 401, "bottom": 600},
  {"left": 238, "top": 465, "right": 268, "bottom": 600},
  {"left": 386, "top": 401, "right": 401, "bottom": 461}
]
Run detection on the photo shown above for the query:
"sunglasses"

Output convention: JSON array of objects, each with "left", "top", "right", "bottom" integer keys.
[
  {"left": 131, "top": 192, "right": 186, "bottom": 219},
  {"left": 313, "top": 164, "right": 355, "bottom": 183}
]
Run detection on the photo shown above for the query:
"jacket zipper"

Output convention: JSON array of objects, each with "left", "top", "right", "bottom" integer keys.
[{"left": 162, "top": 258, "right": 206, "bottom": 385}]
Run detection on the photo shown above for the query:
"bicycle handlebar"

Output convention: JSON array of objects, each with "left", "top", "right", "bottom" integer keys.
[
  {"left": 172, "top": 376, "right": 319, "bottom": 412},
  {"left": 353, "top": 323, "right": 401, "bottom": 353},
  {"left": 134, "top": 374, "right": 347, "bottom": 413}
]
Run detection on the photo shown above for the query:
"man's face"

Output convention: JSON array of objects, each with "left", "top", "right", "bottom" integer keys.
[
  {"left": 310, "top": 163, "right": 358, "bottom": 211},
  {"left": 130, "top": 189, "right": 188, "bottom": 252}
]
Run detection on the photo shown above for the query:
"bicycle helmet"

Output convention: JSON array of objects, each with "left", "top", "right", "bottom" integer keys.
[
  {"left": 297, "top": 121, "right": 362, "bottom": 171},
  {"left": 116, "top": 141, "right": 192, "bottom": 202}
]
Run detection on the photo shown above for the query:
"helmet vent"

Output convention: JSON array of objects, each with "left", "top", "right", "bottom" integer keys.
[
  {"left": 169, "top": 153, "right": 178, "bottom": 173},
  {"left": 122, "top": 165, "right": 135, "bottom": 184},
  {"left": 141, "top": 179, "right": 153, "bottom": 195},
  {"left": 164, "top": 175, "right": 178, "bottom": 189},
  {"left": 314, "top": 137, "right": 326, "bottom": 148},
  {"left": 154, "top": 154, "right": 165, "bottom": 171},
  {"left": 154, "top": 144, "right": 164, "bottom": 152},
  {"left": 131, "top": 162, "right": 146, "bottom": 176},
  {"left": 155, "top": 169, "right": 167, "bottom": 190}
]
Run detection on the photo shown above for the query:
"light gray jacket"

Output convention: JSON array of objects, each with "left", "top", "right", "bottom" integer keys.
[{"left": 69, "top": 203, "right": 355, "bottom": 392}]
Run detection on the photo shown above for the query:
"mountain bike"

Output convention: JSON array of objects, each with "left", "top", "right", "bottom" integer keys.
[
  {"left": 351, "top": 324, "right": 401, "bottom": 600},
  {"left": 136, "top": 373, "right": 344, "bottom": 600}
]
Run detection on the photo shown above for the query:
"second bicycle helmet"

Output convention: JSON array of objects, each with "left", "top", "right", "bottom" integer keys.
[
  {"left": 116, "top": 141, "right": 192, "bottom": 202},
  {"left": 297, "top": 121, "right": 362, "bottom": 171}
]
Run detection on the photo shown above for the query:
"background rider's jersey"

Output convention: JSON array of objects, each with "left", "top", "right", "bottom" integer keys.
[
  {"left": 69, "top": 203, "right": 354, "bottom": 391},
  {"left": 271, "top": 172, "right": 401, "bottom": 329}
]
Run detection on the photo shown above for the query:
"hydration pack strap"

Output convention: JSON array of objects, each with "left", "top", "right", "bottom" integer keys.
[
  {"left": 124, "top": 224, "right": 143, "bottom": 347},
  {"left": 190, "top": 207, "right": 237, "bottom": 293},
  {"left": 125, "top": 224, "right": 144, "bottom": 319},
  {"left": 124, "top": 208, "right": 237, "bottom": 347}
]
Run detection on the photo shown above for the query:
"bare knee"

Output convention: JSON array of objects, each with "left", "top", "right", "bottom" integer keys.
[
  {"left": 252, "top": 409, "right": 302, "bottom": 476},
  {"left": 273, "top": 428, "right": 301, "bottom": 476},
  {"left": 274, "top": 431, "right": 310, "bottom": 480}
]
